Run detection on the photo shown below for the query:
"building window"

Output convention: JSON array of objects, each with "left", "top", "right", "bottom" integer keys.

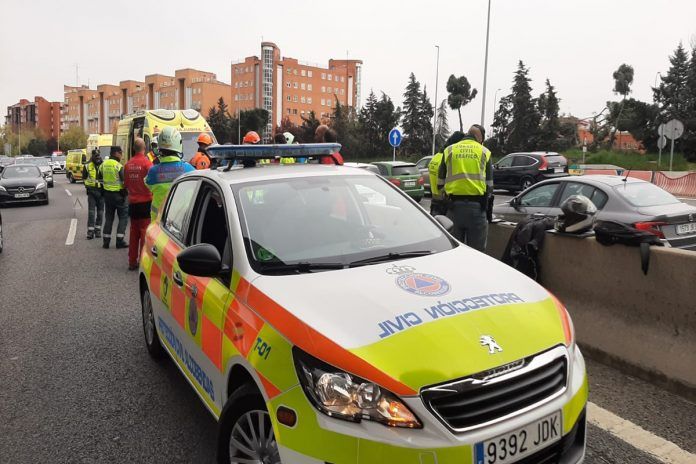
[
  {"left": 307, "top": 97, "right": 312, "bottom": 104},
  {"left": 328, "top": 74, "right": 332, "bottom": 81},
  {"left": 308, "top": 84, "right": 313, "bottom": 91},
  {"left": 286, "top": 95, "right": 291, "bottom": 101},
  {"left": 293, "top": 95, "right": 298, "bottom": 102},
  {"left": 340, "top": 89, "right": 345, "bottom": 95},
  {"left": 286, "top": 82, "right": 291, "bottom": 88},
  {"left": 301, "top": 83, "right": 306, "bottom": 90},
  {"left": 293, "top": 69, "right": 298, "bottom": 75},
  {"left": 328, "top": 87, "right": 332, "bottom": 93},
  {"left": 301, "top": 110, "right": 305, "bottom": 115},
  {"left": 308, "top": 70, "right": 313, "bottom": 78},
  {"left": 301, "top": 69, "right": 306, "bottom": 77},
  {"left": 235, "top": 95, "right": 238, "bottom": 101},
  {"left": 321, "top": 72, "right": 326, "bottom": 79},
  {"left": 301, "top": 96, "right": 306, "bottom": 103},
  {"left": 321, "top": 98, "right": 325, "bottom": 106},
  {"left": 287, "top": 108, "right": 291, "bottom": 114},
  {"left": 294, "top": 82, "right": 298, "bottom": 89},
  {"left": 321, "top": 86, "right": 326, "bottom": 93},
  {"left": 293, "top": 109, "right": 298, "bottom": 114}
]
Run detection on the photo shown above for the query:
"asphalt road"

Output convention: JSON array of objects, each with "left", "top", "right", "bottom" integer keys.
[{"left": 1, "top": 176, "right": 694, "bottom": 463}]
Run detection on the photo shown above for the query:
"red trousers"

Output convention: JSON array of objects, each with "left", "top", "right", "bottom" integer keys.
[{"left": 129, "top": 217, "right": 151, "bottom": 266}]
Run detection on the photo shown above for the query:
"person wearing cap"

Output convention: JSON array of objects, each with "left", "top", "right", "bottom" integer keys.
[
  {"left": 145, "top": 126, "right": 195, "bottom": 222},
  {"left": 124, "top": 137, "right": 153, "bottom": 270},
  {"left": 429, "top": 131, "right": 466, "bottom": 217},
  {"left": 190, "top": 133, "right": 212, "bottom": 170},
  {"left": 98, "top": 146, "right": 129, "bottom": 249},
  {"left": 82, "top": 148, "right": 105, "bottom": 239},
  {"left": 437, "top": 124, "right": 492, "bottom": 252}
]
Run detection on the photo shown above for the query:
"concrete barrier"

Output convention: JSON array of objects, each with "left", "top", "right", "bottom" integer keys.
[{"left": 487, "top": 224, "right": 696, "bottom": 395}]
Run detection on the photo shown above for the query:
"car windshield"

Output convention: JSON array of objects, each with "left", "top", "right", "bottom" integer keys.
[
  {"left": 233, "top": 174, "right": 455, "bottom": 274},
  {"left": 392, "top": 165, "right": 419, "bottom": 176},
  {"left": 614, "top": 182, "right": 680, "bottom": 207},
  {"left": 181, "top": 132, "right": 215, "bottom": 162},
  {"left": 21, "top": 158, "right": 49, "bottom": 166},
  {"left": 2, "top": 165, "right": 41, "bottom": 178},
  {"left": 52, "top": 156, "right": 66, "bottom": 162}
]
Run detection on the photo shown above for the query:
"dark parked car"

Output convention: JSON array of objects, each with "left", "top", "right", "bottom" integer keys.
[
  {"left": 493, "top": 175, "right": 696, "bottom": 250},
  {"left": 0, "top": 164, "right": 50, "bottom": 206},
  {"left": 370, "top": 161, "right": 425, "bottom": 202},
  {"left": 493, "top": 152, "right": 568, "bottom": 192},
  {"left": 15, "top": 156, "right": 54, "bottom": 187}
]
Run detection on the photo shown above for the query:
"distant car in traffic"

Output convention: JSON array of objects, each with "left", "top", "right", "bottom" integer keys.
[
  {"left": 66, "top": 149, "right": 87, "bottom": 183},
  {"left": 15, "top": 156, "right": 54, "bottom": 187},
  {"left": 415, "top": 155, "right": 433, "bottom": 193},
  {"left": 494, "top": 152, "right": 568, "bottom": 192},
  {"left": 343, "top": 162, "right": 380, "bottom": 174},
  {"left": 51, "top": 154, "right": 66, "bottom": 173},
  {"left": 0, "top": 164, "right": 50, "bottom": 206},
  {"left": 493, "top": 175, "right": 696, "bottom": 250},
  {"left": 370, "top": 161, "right": 425, "bottom": 202}
]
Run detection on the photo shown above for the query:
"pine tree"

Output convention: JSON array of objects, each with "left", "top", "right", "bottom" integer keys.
[
  {"left": 419, "top": 86, "right": 434, "bottom": 155},
  {"left": 358, "top": 90, "right": 379, "bottom": 155},
  {"left": 489, "top": 94, "right": 513, "bottom": 156},
  {"left": 435, "top": 99, "right": 451, "bottom": 152},
  {"left": 508, "top": 61, "right": 541, "bottom": 152},
  {"left": 402, "top": 73, "right": 423, "bottom": 156},
  {"left": 207, "top": 97, "right": 234, "bottom": 143},
  {"left": 538, "top": 79, "right": 561, "bottom": 148},
  {"left": 654, "top": 43, "right": 690, "bottom": 120},
  {"left": 374, "top": 92, "right": 401, "bottom": 158}
]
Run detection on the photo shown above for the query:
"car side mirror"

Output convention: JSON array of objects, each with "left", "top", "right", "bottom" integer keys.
[
  {"left": 434, "top": 215, "right": 454, "bottom": 233},
  {"left": 177, "top": 243, "right": 222, "bottom": 277},
  {"left": 510, "top": 197, "right": 520, "bottom": 208}
]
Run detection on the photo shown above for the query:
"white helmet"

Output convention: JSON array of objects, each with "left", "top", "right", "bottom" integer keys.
[
  {"left": 157, "top": 126, "right": 183, "bottom": 155},
  {"left": 283, "top": 132, "right": 295, "bottom": 144}
]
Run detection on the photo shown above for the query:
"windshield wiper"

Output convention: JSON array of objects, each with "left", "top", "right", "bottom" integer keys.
[
  {"left": 257, "top": 261, "right": 346, "bottom": 274},
  {"left": 348, "top": 250, "right": 433, "bottom": 267}
]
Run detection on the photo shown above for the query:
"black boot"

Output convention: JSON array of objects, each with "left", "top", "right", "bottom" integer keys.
[
  {"left": 103, "top": 239, "right": 110, "bottom": 249},
  {"left": 116, "top": 239, "right": 129, "bottom": 249},
  {"left": 95, "top": 229, "right": 102, "bottom": 238},
  {"left": 86, "top": 230, "right": 94, "bottom": 240}
]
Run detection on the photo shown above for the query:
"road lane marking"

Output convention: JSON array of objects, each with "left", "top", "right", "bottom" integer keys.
[
  {"left": 65, "top": 218, "right": 77, "bottom": 246},
  {"left": 588, "top": 402, "right": 696, "bottom": 463},
  {"left": 65, "top": 189, "right": 72, "bottom": 197}
]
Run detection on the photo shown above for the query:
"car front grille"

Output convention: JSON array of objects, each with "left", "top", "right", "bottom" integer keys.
[
  {"left": 6, "top": 186, "right": 36, "bottom": 194},
  {"left": 421, "top": 346, "right": 568, "bottom": 432}
]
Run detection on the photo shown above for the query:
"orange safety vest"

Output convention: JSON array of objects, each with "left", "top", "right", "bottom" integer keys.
[{"left": 190, "top": 151, "right": 211, "bottom": 170}]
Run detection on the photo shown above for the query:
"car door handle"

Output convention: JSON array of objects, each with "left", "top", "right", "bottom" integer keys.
[
  {"left": 150, "top": 246, "right": 158, "bottom": 257},
  {"left": 172, "top": 271, "right": 184, "bottom": 287}
]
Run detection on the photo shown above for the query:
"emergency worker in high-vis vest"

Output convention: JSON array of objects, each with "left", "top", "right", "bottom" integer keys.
[
  {"left": 99, "top": 146, "right": 129, "bottom": 249},
  {"left": 437, "top": 124, "right": 492, "bottom": 252},
  {"left": 429, "top": 131, "right": 465, "bottom": 217},
  {"left": 145, "top": 126, "right": 195, "bottom": 222},
  {"left": 82, "top": 149, "right": 105, "bottom": 240}
]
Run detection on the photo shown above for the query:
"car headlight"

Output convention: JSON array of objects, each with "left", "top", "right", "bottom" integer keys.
[
  {"left": 293, "top": 347, "right": 422, "bottom": 428},
  {"left": 36, "top": 182, "right": 46, "bottom": 189},
  {"left": 0, "top": 185, "right": 6, "bottom": 192},
  {"left": 551, "top": 294, "right": 575, "bottom": 348}
]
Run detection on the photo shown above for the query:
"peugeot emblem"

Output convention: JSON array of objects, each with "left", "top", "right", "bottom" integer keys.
[{"left": 480, "top": 335, "right": 503, "bottom": 354}]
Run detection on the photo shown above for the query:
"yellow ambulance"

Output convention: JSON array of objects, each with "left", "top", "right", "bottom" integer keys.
[
  {"left": 87, "top": 134, "right": 114, "bottom": 160},
  {"left": 114, "top": 109, "right": 216, "bottom": 163},
  {"left": 65, "top": 149, "right": 87, "bottom": 183}
]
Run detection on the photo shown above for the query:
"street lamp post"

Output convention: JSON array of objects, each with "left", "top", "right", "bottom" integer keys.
[
  {"left": 492, "top": 88, "right": 502, "bottom": 133},
  {"left": 480, "top": 0, "right": 492, "bottom": 127},
  {"left": 432, "top": 45, "right": 440, "bottom": 156}
]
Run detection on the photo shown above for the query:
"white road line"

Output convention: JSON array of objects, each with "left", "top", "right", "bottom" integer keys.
[
  {"left": 588, "top": 402, "right": 696, "bottom": 464},
  {"left": 65, "top": 218, "right": 77, "bottom": 246},
  {"left": 65, "top": 189, "right": 72, "bottom": 197}
]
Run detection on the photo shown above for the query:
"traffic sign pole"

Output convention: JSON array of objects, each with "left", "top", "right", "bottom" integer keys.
[
  {"left": 393, "top": 146, "right": 396, "bottom": 162},
  {"left": 388, "top": 128, "right": 402, "bottom": 162},
  {"left": 670, "top": 135, "right": 675, "bottom": 172}
]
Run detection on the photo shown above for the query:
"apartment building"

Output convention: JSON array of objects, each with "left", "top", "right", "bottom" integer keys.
[
  {"left": 61, "top": 68, "right": 230, "bottom": 134},
  {"left": 5, "top": 96, "right": 62, "bottom": 139},
  {"left": 230, "top": 41, "right": 363, "bottom": 137}
]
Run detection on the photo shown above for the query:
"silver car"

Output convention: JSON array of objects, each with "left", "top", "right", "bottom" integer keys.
[{"left": 493, "top": 175, "right": 696, "bottom": 250}]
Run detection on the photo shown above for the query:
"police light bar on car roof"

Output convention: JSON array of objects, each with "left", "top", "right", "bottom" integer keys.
[{"left": 207, "top": 143, "right": 341, "bottom": 161}]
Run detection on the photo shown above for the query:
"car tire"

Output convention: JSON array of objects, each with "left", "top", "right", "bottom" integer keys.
[
  {"left": 414, "top": 196, "right": 422, "bottom": 203},
  {"left": 49, "top": 182, "right": 54, "bottom": 188},
  {"left": 520, "top": 177, "right": 535, "bottom": 191},
  {"left": 217, "top": 384, "right": 280, "bottom": 464},
  {"left": 68, "top": 173, "right": 75, "bottom": 184},
  {"left": 141, "top": 288, "right": 164, "bottom": 359}
]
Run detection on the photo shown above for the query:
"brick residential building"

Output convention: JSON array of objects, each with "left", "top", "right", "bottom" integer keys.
[
  {"left": 61, "top": 68, "right": 230, "bottom": 134},
  {"left": 230, "top": 41, "right": 363, "bottom": 138},
  {"left": 6, "top": 97, "right": 62, "bottom": 140}
]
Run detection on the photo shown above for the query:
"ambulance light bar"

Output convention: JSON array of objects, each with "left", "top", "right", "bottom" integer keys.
[{"left": 207, "top": 143, "right": 341, "bottom": 161}]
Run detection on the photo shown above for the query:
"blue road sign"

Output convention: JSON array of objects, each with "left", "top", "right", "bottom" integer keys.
[{"left": 389, "top": 128, "right": 402, "bottom": 147}]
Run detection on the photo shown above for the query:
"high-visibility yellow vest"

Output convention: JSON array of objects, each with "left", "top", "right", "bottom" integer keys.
[
  {"left": 428, "top": 152, "right": 443, "bottom": 196},
  {"left": 280, "top": 157, "right": 295, "bottom": 164},
  {"left": 84, "top": 162, "right": 101, "bottom": 188},
  {"left": 100, "top": 158, "right": 123, "bottom": 192},
  {"left": 443, "top": 139, "right": 491, "bottom": 196}
]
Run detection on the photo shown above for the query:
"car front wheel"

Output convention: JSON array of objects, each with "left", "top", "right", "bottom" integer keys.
[
  {"left": 520, "top": 177, "right": 534, "bottom": 191},
  {"left": 68, "top": 173, "right": 75, "bottom": 184},
  {"left": 141, "top": 288, "right": 164, "bottom": 359},
  {"left": 218, "top": 384, "right": 281, "bottom": 464}
]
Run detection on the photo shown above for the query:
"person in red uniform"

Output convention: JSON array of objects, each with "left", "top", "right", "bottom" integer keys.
[
  {"left": 315, "top": 125, "right": 344, "bottom": 165},
  {"left": 124, "top": 137, "right": 153, "bottom": 270},
  {"left": 190, "top": 133, "right": 212, "bottom": 170}
]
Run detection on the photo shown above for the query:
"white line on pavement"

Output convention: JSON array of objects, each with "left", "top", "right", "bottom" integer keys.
[
  {"left": 65, "top": 218, "right": 77, "bottom": 246},
  {"left": 588, "top": 402, "right": 696, "bottom": 464},
  {"left": 65, "top": 189, "right": 72, "bottom": 197}
]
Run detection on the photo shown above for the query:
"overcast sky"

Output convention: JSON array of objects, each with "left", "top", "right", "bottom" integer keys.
[{"left": 2, "top": 0, "right": 695, "bottom": 132}]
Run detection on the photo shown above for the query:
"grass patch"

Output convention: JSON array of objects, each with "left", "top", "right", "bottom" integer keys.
[{"left": 563, "top": 149, "right": 694, "bottom": 171}]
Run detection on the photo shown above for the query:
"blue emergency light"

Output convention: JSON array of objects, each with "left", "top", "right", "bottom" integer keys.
[{"left": 207, "top": 143, "right": 341, "bottom": 162}]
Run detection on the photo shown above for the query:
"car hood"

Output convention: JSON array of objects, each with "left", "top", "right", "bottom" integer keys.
[
  {"left": 0, "top": 177, "right": 43, "bottom": 187},
  {"left": 250, "top": 247, "right": 567, "bottom": 392}
]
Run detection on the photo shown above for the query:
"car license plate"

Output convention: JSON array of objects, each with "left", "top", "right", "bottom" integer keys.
[
  {"left": 676, "top": 223, "right": 696, "bottom": 235},
  {"left": 554, "top": 167, "right": 564, "bottom": 173},
  {"left": 404, "top": 180, "right": 416, "bottom": 188},
  {"left": 474, "top": 411, "right": 562, "bottom": 464},
  {"left": 14, "top": 193, "right": 30, "bottom": 198}
]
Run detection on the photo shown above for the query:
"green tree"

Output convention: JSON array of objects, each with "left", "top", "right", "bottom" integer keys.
[
  {"left": 300, "top": 111, "right": 321, "bottom": 143},
  {"left": 331, "top": 97, "right": 362, "bottom": 159},
  {"left": 239, "top": 109, "right": 270, "bottom": 138},
  {"left": 507, "top": 61, "right": 541, "bottom": 152},
  {"left": 654, "top": 43, "right": 690, "bottom": 120},
  {"left": 208, "top": 97, "right": 234, "bottom": 144},
  {"left": 372, "top": 92, "right": 401, "bottom": 158},
  {"left": 60, "top": 125, "right": 88, "bottom": 152},
  {"left": 27, "top": 137, "right": 47, "bottom": 156},
  {"left": 609, "top": 64, "right": 635, "bottom": 148},
  {"left": 681, "top": 47, "right": 696, "bottom": 160},
  {"left": 401, "top": 73, "right": 433, "bottom": 156},
  {"left": 537, "top": 79, "right": 562, "bottom": 149},
  {"left": 434, "top": 99, "right": 451, "bottom": 152},
  {"left": 358, "top": 90, "right": 380, "bottom": 156},
  {"left": 446, "top": 75, "right": 478, "bottom": 132},
  {"left": 607, "top": 98, "right": 660, "bottom": 152},
  {"left": 488, "top": 95, "right": 513, "bottom": 156}
]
